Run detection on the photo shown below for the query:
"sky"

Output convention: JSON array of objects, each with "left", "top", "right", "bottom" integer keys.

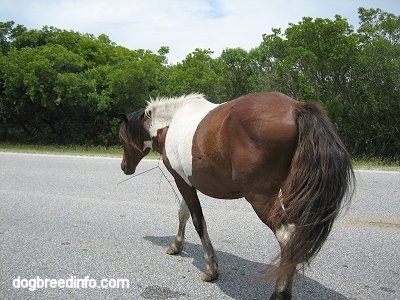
[{"left": 1, "top": 0, "right": 399, "bottom": 64}]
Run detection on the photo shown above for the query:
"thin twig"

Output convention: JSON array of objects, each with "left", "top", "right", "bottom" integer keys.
[
  {"left": 116, "top": 156, "right": 181, "bottom": 203},
  {"left": 117, "top": 166, "right": 159, "bottom": 185},
  {"left": 157, "top": 165, "right": 182, "bottom": 203}
]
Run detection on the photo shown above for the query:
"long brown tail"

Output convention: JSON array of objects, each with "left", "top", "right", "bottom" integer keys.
[{"left": 275, "top": 101, "right": 355, "bottom": 276}]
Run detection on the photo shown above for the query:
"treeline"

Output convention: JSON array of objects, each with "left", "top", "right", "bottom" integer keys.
[{"left": 0, "top": 8, "right": 399, "bottom": 159}]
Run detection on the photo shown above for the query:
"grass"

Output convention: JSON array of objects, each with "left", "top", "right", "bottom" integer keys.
[
  {"left": 0, "top": 143, "right": 161, "bottom": 159},
  {"left": 352, "top": 158, "right": 400, "bottom": 171},
  {"left": 0, "top": 143, "right": 122, "bottom": 156},
  {"left": 1, "top": 143, "right": 399, "bottom": 171}
]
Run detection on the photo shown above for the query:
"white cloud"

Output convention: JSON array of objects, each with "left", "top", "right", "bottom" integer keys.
[{"left": 1, "top": 0, "right": 399, "bottom": 63}]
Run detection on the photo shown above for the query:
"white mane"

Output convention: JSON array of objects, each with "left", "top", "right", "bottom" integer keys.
[{"left": 145, "top": 93, "right": 207, "bottom": 137}]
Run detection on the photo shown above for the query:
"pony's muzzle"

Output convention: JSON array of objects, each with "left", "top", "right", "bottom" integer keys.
[{"left": 121, "top": 162, "right": 135, "bottom": 175}]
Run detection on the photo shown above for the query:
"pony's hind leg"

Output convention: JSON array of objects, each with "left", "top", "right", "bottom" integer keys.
[
  {"left": 167, "top": 200, "right": 190, "bottom": 255},
  {"left": 246, "top": 193, "right": 296, "bottom": 300},
  {"left": 270, "top": 224, "right": 296, "bottom": 300}
]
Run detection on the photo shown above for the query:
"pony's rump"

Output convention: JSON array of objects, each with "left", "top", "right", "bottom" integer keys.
[{"left": 273, "top": 101, "right": 355, "bottom": 277}]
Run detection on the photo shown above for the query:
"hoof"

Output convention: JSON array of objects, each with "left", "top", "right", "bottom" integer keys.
[
  {"left": 201, "top": 270, "right": 219, "bottom": 282},
  {"left": 166, "top": 242, "right": 183, "bottom": 255},
  {"left": 269, "top": 292, "right": 292, "bottom": 300}
]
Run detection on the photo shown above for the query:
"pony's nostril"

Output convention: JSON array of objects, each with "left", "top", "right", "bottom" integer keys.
[{"left": 121, "top": 163, "right": 126, "bottom": 172}]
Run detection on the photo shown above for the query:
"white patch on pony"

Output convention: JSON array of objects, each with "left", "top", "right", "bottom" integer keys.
[
  {"left": 275, "top": 223, "right": 295, "bottom": 246},
  {"left": 145, "top": 94, "right": 205, "bottom": 138},
  {"left": 279, "top": 188, "right": 285, "bottom": 211},
  {"left": 145, "top": 94, "right": 219, "bottom": 185},
  {"left": 143, "top": 140, "right": 153, "bottom": 150}
]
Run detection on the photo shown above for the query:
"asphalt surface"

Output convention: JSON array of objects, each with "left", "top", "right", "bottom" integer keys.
[{"left": 0, "top": 152, "right": 399, "bottom": 300}]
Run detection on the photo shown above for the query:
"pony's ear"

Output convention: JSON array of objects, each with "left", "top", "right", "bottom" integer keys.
[{"left": 119, "top": 113, "right": 129, "bottom": 123}]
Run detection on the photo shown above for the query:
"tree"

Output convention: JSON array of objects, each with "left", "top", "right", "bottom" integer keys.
[
  {"left": 217, "top": 47, "right": 259, "bottom": 99},
  {"left": 0, "top": 11, "right": 398, "bottom": 158},
  {"left": 0, "top": 21, "right": 27, "bottom": 54},
  {"left": 344, "top": 8, "right": 400, "bottom": 157},
  {"left": 164, "top": 49, "right": 223, "bottom": 102},
  {"left": 257, "top": 15, "right": 358, "bottom": 101}
]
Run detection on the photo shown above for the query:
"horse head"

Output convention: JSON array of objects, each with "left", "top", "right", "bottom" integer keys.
[{"left": 119, "top": 108, "right": 151, "bottom": 175}]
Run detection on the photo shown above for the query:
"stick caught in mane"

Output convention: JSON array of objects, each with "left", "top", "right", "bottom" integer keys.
[{"left": 119, "top": 92, "right": 355, "bottom": 300}]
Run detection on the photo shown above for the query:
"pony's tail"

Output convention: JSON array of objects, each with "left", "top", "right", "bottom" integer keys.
[{"left": 273, "top": 102, "right": 355, "bottom": 277}]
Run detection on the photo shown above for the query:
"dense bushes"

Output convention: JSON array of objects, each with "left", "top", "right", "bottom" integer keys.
[{"left": 0, "top": 8, "right": 399, "bottom": 159}]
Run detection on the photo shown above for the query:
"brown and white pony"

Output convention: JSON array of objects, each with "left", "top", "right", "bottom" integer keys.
[{"left": 119, "top": 92, "right": 354, "bottom": 300}]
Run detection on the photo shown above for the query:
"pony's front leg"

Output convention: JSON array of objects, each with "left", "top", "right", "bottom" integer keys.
[
  {"left": 167, "top": 200, "right": 190, "bottom": 255},
  {"left": 196, "top": 215, "right": 218, "bottom": 281},
  {"left": 173, "top": 176, "right": 218, "bottom": 282}
]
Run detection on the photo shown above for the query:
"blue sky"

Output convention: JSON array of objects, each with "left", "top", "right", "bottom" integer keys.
[{"left": 1, "top": 0, "right": 399, "bottom": 63}]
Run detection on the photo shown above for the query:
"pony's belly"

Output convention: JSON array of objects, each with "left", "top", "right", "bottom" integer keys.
[
  {"left": 193, "top": 183, "right": 242, "bottom": 199},
  {"left": 189, "top": 170, "right": 243, "bottom": 199}
]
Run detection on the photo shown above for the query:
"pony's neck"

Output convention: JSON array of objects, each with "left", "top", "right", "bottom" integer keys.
[{"left": 145, "top": 93, "right": 205, "bottom": 138}]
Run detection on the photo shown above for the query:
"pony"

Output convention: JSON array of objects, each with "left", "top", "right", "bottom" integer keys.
[{"left": 119, "top": 92, "right": 354, "bottom": 300}]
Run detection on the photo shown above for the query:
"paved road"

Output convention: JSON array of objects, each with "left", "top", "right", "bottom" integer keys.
[{"left": 0, "top": 152, "right": 399, "bottom": 299}]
